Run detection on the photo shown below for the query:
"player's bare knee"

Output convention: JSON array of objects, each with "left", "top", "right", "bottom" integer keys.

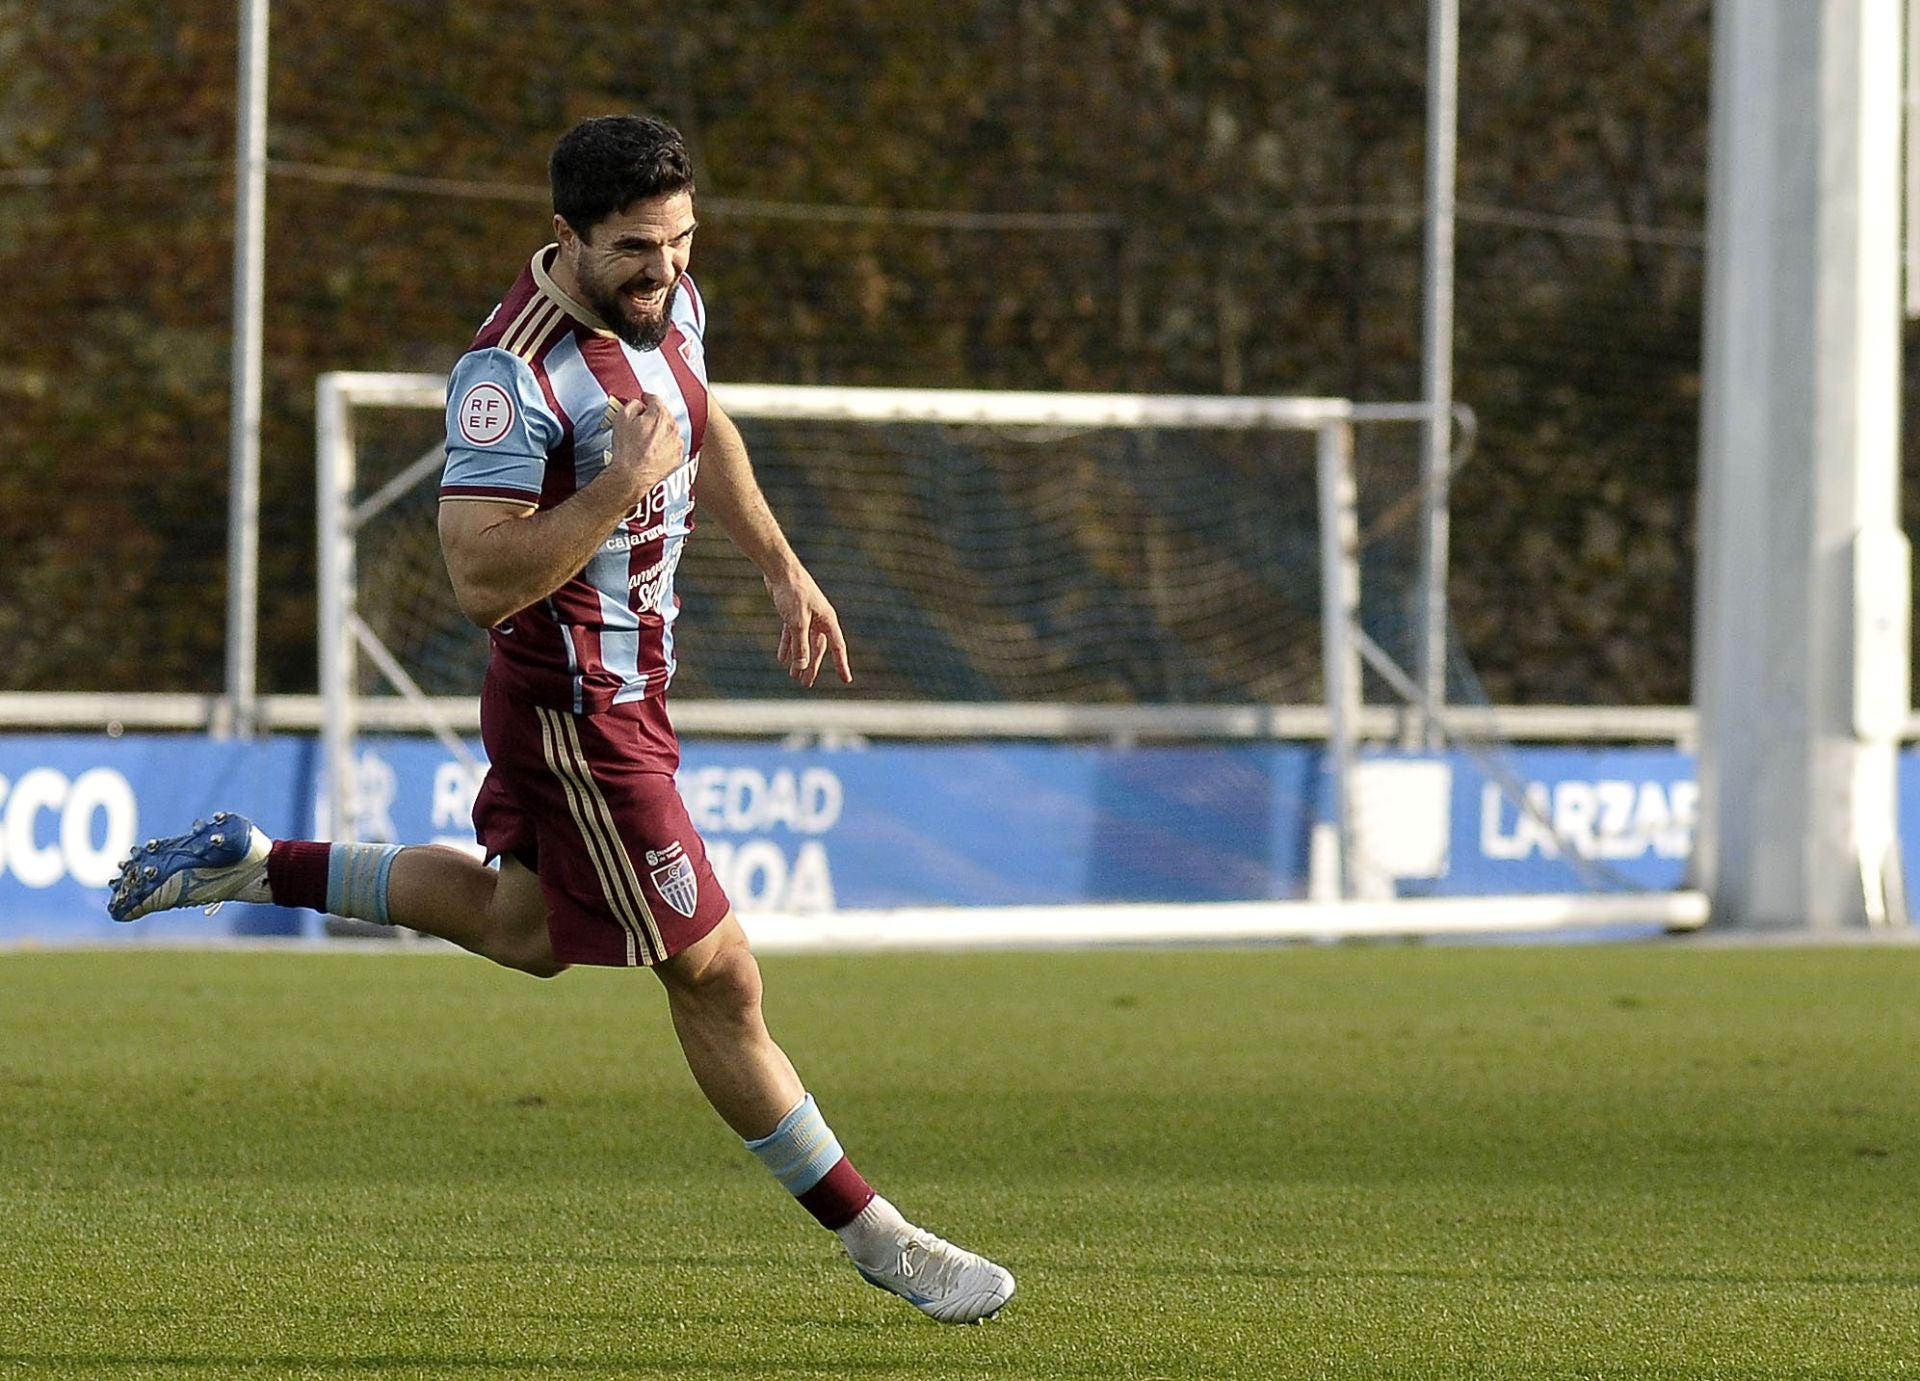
[
  {"left": 666, "top": 940, "right": 763, "bottom": 1022},
  {"left": 714, "top": 953, "right": 764, "bottom": 1019}
]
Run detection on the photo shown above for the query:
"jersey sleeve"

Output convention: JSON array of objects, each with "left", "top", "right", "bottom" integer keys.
[{"left": 441, "top": 348, "right": 563, "bottom": 503}]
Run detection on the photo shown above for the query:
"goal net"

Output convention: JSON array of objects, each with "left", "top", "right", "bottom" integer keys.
[
  {"left": 316, "top": 374, "right": 1706, "bottom": 942},
  {"left": 321, "top": 381, "right": 1371, "bottom": 704}
]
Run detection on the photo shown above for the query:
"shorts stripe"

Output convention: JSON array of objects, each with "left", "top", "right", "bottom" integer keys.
[
  {"left": 535, "top": 707, "right": 640, "bottom": 965},
  {"left": 535, "top": 706, "right": 663, "bottom": 965},
  {"left": 551, "top": 710, "right": 669, "bottom": 963}
]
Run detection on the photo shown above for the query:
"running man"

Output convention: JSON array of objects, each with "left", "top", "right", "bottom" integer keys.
[{"left": 108, "top": 114, "right": 1013, "bottom": 1325}]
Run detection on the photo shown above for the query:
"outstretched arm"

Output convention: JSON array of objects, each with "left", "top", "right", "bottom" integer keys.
[{"left": 696, "top": 400, "right": 852, "bottom": 688}]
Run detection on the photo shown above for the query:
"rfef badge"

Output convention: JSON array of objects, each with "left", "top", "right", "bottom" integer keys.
[{"left": 458, "top": 381, "right": 515, "bottom": 446}]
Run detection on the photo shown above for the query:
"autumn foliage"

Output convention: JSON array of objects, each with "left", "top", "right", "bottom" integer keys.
[{"left": 0, "top": 1, "right": 1729, "bottom": 703}]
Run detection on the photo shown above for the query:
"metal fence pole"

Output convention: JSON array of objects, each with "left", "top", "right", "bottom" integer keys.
[
  {"left": 1413, "top": 0, "right": 1459, "bottom": 747},
  {"left": 1906, "top": 0, "right": 1920, "bottom": 318},
  {"left": 223, "top": 0, "right": 269, "bottom": 737}
]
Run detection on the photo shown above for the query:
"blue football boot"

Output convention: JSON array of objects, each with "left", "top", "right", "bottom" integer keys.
[{"left": 108, "top": 811, "right": 272, "bottom": 922}]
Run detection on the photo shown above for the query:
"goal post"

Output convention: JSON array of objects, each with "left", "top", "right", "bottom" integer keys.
[
  {"left": 315, "top": 371, "right": 1703, "bottom": 938},
  {"left": 316, "top": 375, "right": 1383, "bottom": 863},
  {"left": 316, "top": 373, "right": 1376, "bottom": 840},
  {"left": 315, "top": 372, "right": 474, "bottom": 844}
]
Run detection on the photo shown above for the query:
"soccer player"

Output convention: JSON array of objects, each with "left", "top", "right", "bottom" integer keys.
[{"left": 108, "top": 114, "right": 1013, "bottom": 1326}]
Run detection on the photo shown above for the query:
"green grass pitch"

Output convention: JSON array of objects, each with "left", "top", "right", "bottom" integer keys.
[{"left": 4, "top": 942, "right": 1920, "bottom": 1379}]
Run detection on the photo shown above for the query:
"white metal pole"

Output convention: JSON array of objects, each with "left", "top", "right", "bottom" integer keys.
[
  {"left": 315, "top": 375, "right": 357, "bottom": 849},
  {"left": 1906, "top": 0, "right": 1920, "bottom": 318},
  {"left": 1317, "top": 420, "right": 1364, "bottom": 899},
  {"left": 1413, "top": 0, "right": 1459, "bottom": 746},
  {"left": 1695, "top": 0, "right": 1907, "bottom": 931},
  {"left": 224, "top": 0, "right": 268, "bottom": 737}
]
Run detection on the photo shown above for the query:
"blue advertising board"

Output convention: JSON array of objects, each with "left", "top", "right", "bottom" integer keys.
[
  {"left": 0, "top": 731, "right": 1899, "bottom": 945},
  {"left": 1430, "top": 747, "right": 1695, "bottom": 894},
  {"left": 0, "top": 735, "right": 313, "bottom": 944},
  {"left": 339, "top": 737, "right": 1325, "bottom": 910}
]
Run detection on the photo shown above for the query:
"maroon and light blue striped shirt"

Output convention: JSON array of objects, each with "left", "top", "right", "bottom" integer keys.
[{"left": 441, "top": 246, "right": 710, "bottom": 714}]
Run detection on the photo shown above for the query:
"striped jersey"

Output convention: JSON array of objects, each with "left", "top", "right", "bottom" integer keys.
[{"left": 441, "top": 245, "right": 710, "bottom": 713}]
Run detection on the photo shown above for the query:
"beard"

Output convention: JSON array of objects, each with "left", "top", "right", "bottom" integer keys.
[{"left": 580, "top": 271, "right": 681, "bottom": 352}]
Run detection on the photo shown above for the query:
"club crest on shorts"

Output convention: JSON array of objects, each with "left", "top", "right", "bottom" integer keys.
[{"left": 646, "top": 842, "right": 699, "bottom": 918}]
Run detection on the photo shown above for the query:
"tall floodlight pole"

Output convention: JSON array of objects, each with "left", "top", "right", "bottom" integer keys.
[
  {"left": 1907, "top": 0, "right": 1920, "bottom": 319},
  {"left": 224, "top": 0, "right": 268, "bottom": 737},
  {"left": 1694, "top": 0, "right": 1909, "bottom": 931},
  {"left": 1413, "top": 0, "right": 1459, "bottom": 747}
]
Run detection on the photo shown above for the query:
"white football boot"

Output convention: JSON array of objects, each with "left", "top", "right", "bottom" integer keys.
[
  {"left": 108, "top": 811, "right": 273, "bottom": 922},
  {"left": 844, "top": 1198, "right": 1015, "bottom": 1324}
]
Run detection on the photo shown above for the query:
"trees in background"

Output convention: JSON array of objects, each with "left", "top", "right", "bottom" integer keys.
[{"left": 0, "top": 0, "right": 1723, "bottom": 703}]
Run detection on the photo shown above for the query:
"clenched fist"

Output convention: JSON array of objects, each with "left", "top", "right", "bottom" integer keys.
[{"left": 602, "top": 394, "right": 685, "bottom": 507}]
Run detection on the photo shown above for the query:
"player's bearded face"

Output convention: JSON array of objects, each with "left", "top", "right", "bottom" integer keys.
[
  {"left": 566, "top": 193, "right": 696, "bottom": 352},
  {"left": 579, "top": 257, "right": 681, "bottom": 351}
]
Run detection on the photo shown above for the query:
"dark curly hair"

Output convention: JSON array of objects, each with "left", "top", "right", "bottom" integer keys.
[{"left": 549, "top": 115, "right": 695, "bottom": 241}]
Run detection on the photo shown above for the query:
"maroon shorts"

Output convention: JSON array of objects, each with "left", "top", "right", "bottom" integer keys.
[{"left": 473, "top": 678, "right": 730, "bottom": 967}]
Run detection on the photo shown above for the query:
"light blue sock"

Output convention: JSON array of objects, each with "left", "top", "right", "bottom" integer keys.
[
  {"left": 743, "top": 1093, "right": 880, "bottom": 1230},
  {"left": 743, "top": 1093, "right": 845, "bottom": 1196},
  {"left": 326, "top": 843, "right": 404, "bottom": 925}
]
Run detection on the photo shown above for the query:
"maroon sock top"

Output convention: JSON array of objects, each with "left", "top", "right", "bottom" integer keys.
[
  {"left": 797, "top": 1158, "right": 876, "bottom": 1231},
  {"left": 266, "top": 840, "right": 331, "bottom": 913}
]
